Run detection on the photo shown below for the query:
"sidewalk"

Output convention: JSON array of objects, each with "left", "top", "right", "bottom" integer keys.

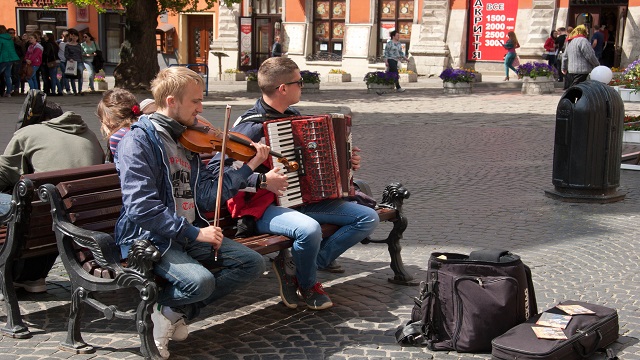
[{"left": 1, "top": 77, "right": 640, "bottom": 359}]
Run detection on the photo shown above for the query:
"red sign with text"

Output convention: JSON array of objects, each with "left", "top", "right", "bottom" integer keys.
[{"left": 467, "top": 0, "right": 518, "bottom": 62}]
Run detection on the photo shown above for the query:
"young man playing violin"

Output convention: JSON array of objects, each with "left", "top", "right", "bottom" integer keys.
[
  {"left": 207, "top": 57, "right": 379, "bottom": 310},
  {"left": 114, "top": 67, "right": 270, "bottom": 359}
]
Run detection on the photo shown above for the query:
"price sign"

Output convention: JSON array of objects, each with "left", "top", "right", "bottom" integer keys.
[{"left": 466, "top": 0, "right": 518, "bottom": 62}]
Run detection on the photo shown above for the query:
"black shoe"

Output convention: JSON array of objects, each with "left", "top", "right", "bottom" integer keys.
[
  {"left": 300, "top": 283, "right": 333, "bottom": 310},
  {"left": 272, "top": 253, "right": 299, "bottom": 309}
]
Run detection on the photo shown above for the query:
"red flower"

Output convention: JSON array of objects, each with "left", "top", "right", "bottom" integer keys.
[{"left": 132, "top": 105, "right": 141, "bottom": 116}]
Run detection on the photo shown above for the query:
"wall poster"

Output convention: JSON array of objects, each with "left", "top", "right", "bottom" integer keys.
[
  {"left": 240, "top": 17, "right": 252, "bottom": 67},
  {"left": 466, "top": 0, "right": 518, "bottom": 62}
]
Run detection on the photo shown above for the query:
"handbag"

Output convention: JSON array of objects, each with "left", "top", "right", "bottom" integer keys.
[
  {"left": 65, "top": 60, "right": 79, "bottom": 79},
  {"left": 20, "top": 62, "right": 33, "bottom": 81},
  {"left": 542, "top": 53, "right": 549, "bottom": 60},
  {"left": 395, "top": 249, "right": 538, "bottom": 352},
  {"left": 47, "top": 60, "right": 58, "bottom": 69},
  {"left": 512, "top": 55, "right": 521, "bottom": 67}
]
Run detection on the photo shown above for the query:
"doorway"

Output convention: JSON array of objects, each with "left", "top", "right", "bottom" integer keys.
[{"left": 187, "top": 14, "right": 214, "bottom": 74}]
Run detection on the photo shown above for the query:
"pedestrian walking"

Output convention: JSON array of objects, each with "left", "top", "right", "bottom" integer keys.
[
  {"left": 561, "top": 25, "right": 599, "bottom": 89},
  {"left": 384, "top": 30, "right": 408, "bottom": 92},
  {"left": 81, "top": 32, "right": 99, "bottom": 92},
  {"left": 500, "top": 31, "right": 520, "bottom": 81}
]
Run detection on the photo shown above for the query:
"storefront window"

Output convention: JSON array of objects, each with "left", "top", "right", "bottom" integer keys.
[
  {"left": 252, "top": 0, "right": 282, "bottom": 14},
  {"left": 17, "top": 9, "right": 67, "bottom": 38},
  {"left": 313, "top": 0, "right": 346, "bottom": 58},
  {"left": 102, "top": 12, "right": 126, "bottom": 64},
  {"left": 377, "top": 0, "right": 413, "bottom": 58}
]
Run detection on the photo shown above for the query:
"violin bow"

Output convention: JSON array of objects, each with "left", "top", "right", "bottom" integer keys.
[{"left": 213, "top": 105, "right": 232, "bottom": 259}]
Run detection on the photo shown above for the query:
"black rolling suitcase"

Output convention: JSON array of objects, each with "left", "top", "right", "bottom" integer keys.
[{"left": 491, "top": 300, "right": 619, "bottom": 360}]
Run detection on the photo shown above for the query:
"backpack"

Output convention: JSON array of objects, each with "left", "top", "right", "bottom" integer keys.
[
  {"left": 17, "top": 90, "right": 47, "bottom": 130},
  {"left": 395, "top": 249, "right": 538, "bottom": 352}
]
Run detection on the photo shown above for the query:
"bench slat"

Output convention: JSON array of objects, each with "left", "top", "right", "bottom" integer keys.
[{"left": 57, "top": 173, "right": 120, "bottom": 198}]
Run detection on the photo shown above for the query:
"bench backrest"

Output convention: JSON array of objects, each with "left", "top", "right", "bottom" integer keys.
[{"left": 0, "top": 163, "right": 116, "bottom": 259}]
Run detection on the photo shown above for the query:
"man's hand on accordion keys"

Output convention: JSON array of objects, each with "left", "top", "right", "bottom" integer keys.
[{"left": 265, "top": 167, "right": 289, "bottom": 196}]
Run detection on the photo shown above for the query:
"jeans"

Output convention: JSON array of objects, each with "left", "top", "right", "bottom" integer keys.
[
  {"left": 153, "top": 237, "right": 265, "bottom": 320},
  {"left": 504, "top": 52, "right": 518, "bottom": 77},
  {"left": 388, "top": 59, "right": 401, "bottom": 89},
  {"left": 45, "top": 64, "right": 60, "bottom": 95},
  {"left": 0, "top": 62, "right": 13, "bottom": 94},
  {"left": 0, "top": 192, "right": 11, "bottom": 216},
  {"left": 27, "top": 65, "right": 40, "bottom": 90},
  {"left": 58, "top": 62, "right": 70, "bottom": 93},
  {"left": 255, "top": 199, "right": 379, "bottom": 289},
  {"left": 83, "top": 61, "right": 95, "bottom": 91},
  {"left": 68, "top": 61, "right": 84, "bottom": 94}
]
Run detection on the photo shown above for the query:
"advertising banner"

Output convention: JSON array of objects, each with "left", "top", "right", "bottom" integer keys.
[
  {"left": 240, "top": 17, "right": 252, "bottom": 67},
  {"left": 467, "top": 0, "right": 518, "bottom": 62}
]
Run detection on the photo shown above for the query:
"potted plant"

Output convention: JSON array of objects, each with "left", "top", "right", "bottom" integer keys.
[
  {"left": 439, "top": 68, "right": 475, "bottom": 94},
  {"left": 398, "top": 68, "right": 418, "bottom": 83},
  {"left": 616, "top": 61, "right": 640, "bottom": 102},
  {"left": 623, "top": 114, "right": 640, "bottom": 143},
  {"left": 327, "top": 69, "right": 351, "bottom": 83},
  {"left": 94, "top": 71, "right": 108, "bottom": 91},
  {"left": 223, "top": 68, "right": 246, "bottom": 81},
  {"left": 364, "top": 71, "right": 398, "bottom": 93},
  {"left": 246, "top": 69, "right": 260, "bottom": 92},
  {"left": 300, "top": 70, "right": 321, "bottom": 92},
  {"left": 517, "top": 62, "right": 556, "bottom": 95}
]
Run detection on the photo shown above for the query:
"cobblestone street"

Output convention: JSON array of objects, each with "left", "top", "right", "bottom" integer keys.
[{"left": 1, "top": 77, "right": 639, "bottom": 359}]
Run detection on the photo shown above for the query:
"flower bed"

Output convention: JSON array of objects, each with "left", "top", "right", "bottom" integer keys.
[
  {"left": 364, "top": 71, "right": 398, "bottom": 93},
  {"left": 439, "top": 68, "right": 475, "bottom": 84},
  {"left": 327, "top": 69, "right": 351, "bottom": 82},
  {"left": 223, "top": 69, "right": 246, "bottom": 81},
  {"left": 517, "top": 62, "right": 556, "bottom": 80}
]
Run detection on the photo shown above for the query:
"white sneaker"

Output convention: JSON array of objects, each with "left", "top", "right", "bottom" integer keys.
[
  {"left": 170, "top": 318, "right": 189, "bottom": 341},
  {"left": 150, "top": 304, "right": 172, "bottom": 359},
  {"left": 14, "top": 278, "right": 47, "bottom": 293},
  {"left": 396, "top": 88, "right": 406, "bottom": 93}
]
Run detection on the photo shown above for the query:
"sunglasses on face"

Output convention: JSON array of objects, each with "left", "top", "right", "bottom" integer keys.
[{"left": 275, "top": 78, "right": 304, "bottom": 89}]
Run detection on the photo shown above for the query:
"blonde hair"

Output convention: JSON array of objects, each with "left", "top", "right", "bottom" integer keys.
[
  {"left": 151, "top": 67, "right": 205, "bottom": 109},
  {"left": 507, "top": 31, "right": 519, "bottom": 45},
  {"left": 96, "top": 88, "right": 139, "bottom": 138},
  {"left": 258, "top": 57, "right": 300, "bottom": 95}
]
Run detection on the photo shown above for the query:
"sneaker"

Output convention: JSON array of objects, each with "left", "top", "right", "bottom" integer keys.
[
  {"left": 299, "top": 283, "right": 333, "bottom": 310},
  {"left": 396, "top": 88, "right": 406, "bottom": 93},
  {"left": 319, "top": 260, "right": 345, "bottom": 273},
  {"left": 150, "top": 304, "right": 177, "bottom": 359},
  {"left": 170, "top": 318, "right": 188, "bottom": 341},
  {"left": 272, "top": 254, "right": 299, "bottom": 309},
  {"left": 14, "top": 278, "right": 47, "bottom": 293},
  {"left": 3, "top": 93, "right": 10, "bottom": 98}
]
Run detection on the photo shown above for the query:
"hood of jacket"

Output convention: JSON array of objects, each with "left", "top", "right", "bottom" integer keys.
[{"left": 42, "top": 111, "right": 90, "bottom": 134}]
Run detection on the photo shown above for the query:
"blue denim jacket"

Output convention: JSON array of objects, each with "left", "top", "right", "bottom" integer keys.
[{"left": 114, "top": 116, "right": 253, "bottom": 258}]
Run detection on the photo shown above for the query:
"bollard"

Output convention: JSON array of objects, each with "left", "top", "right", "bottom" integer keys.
[{"left": 545, "top": 80, "right": 626, "bottom": 203}]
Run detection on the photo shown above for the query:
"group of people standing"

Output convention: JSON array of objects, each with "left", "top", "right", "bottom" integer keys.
[
  {"left": 503, "top": 23, "right": 606, "bottom": 90},
  {"left": 0, "top": 26, "right": 101, "bottom": 97}
]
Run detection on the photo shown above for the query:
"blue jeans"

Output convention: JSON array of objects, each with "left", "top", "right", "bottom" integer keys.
[
  {"left": 68, "top": 61, "right": 84, "bottom": 94},
  {"left": 0, "top": 192, "right": 11, "bottom": 217},
  {"left": 255, "top": 199, "right": 379, "bottom": 289},
  {"left": 46, "top": 64, "right": 60, "bottom": 95},
  {"left": 153, "top": 237, "right": 265, "bottom": 320},
  {"left": 27, "top": 65, "right": 40, "bottom": 90},
  {"left": 58, "top": 62, "right": 70, "bottom": 93},
  {"left": 83, "top": 61, "right": 95, "bottom": 91},
  {"left": 0, "top": 62, "right": 13, "bottom": 94},
  {"left": 504, "top": 52, "right": 518, "bottom": 77}
]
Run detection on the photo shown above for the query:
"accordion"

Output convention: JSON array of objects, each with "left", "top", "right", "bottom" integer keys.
[{"left": 263, "top": 114, "right": 355, "bottom": 208}]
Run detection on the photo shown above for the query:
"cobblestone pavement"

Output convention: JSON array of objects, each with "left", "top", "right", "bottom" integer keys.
[{"left": 1, "top": 77, "right": 640, "bottom": 359}]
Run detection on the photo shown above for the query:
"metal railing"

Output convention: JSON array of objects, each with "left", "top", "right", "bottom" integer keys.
[{"left": 168, "top": 63, "right": 209, "bottom": 96}]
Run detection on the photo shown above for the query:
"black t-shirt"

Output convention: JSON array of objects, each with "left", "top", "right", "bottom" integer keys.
[{"left": 555, "top": 34, "right": 567, "bottom": 52}]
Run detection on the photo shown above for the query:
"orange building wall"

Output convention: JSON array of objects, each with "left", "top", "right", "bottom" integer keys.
[
  {"left": 350, "top": 0, "right": 371, "bottom": 23},
  {"left": 451, "top": 0, "right": 466, "bottom": 10},
  {"left": 285, "top": 0, "right": 306, "bottom": 22},
  {"left": 0, "top": 11, "right": 16, "bottom": 29},
  {"left": 630, "top": 0, "right": 640, "bottom": 6}
]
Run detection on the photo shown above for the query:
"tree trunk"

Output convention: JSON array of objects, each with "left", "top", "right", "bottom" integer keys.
[{"left": 114, "top": 0, "right": 159, "bottom": 90}]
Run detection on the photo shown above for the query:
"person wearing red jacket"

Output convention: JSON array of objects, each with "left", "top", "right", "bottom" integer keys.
[
  {"left": 543, "top": 30, "right": 558, "bottom": 68},
  {"left": 23, "top": 33, "right": 43, "bottom": 90}
]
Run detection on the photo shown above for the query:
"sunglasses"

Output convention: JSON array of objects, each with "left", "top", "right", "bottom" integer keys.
[{"left": 275, "top": 78, "right": 304, "bottom": 89}]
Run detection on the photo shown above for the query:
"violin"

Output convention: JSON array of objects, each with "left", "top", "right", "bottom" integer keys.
[{"left": 179, "top": 118, "right": 299, "bottom": 172}]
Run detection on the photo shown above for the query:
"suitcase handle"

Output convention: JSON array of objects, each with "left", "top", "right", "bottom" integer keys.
[{"left": 573, "top": 329, "right": 603, "bottom": 358}]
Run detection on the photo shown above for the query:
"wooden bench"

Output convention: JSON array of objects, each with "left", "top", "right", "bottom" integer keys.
[
  {"left": 0, "top": 163, "right": 116, "bottom": 339},
  {"left": 34, "top": 170, "right": 410, "bottom": 359}
]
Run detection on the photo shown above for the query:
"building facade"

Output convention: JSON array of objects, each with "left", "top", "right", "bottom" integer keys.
[{"left": 2, "top": 0, "right": 638, "bottom": 79}]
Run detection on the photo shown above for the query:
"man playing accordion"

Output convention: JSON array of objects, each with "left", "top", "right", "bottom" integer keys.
[{"left": 207, "top": 57, "right": 379, "bottom": 310}]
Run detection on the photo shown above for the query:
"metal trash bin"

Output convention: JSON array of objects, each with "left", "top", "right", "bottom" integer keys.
[{"left": 545, "top": 80, "right": 626, "bottom": 203}]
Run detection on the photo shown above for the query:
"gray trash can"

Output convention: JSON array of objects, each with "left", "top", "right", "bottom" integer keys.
[{"left": 545, "top": 80, "right": 626, "bottom": 203}]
